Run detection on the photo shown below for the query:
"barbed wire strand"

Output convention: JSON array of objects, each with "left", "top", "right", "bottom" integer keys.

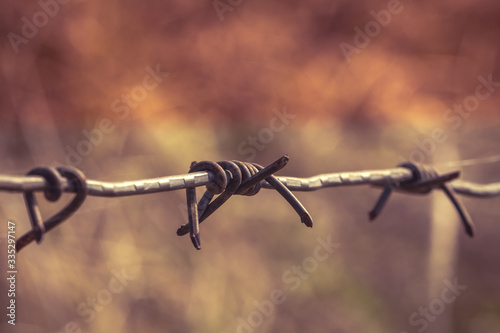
[
  {"left": 2, "top": 155, "right": 499, "bottom": 253},
  {"left": 1, "top": 167, "right": 499, "bottom": 197}
]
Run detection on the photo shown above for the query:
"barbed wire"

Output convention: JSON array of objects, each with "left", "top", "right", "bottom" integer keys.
[
  {"left": 2, "top": 155, "right": 499, "bottom": 252},
  {"left": 3, "top": 165, "right": 498, "bottom": 197}
]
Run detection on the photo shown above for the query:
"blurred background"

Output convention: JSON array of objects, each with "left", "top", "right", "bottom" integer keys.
[{"left": 1, "top": 0, "right": 500, "bottom": 332}]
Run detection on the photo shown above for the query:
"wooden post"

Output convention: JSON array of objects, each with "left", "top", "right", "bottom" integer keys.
[{"left": 427, "top": 139, "right": 460, "bottom": 333}]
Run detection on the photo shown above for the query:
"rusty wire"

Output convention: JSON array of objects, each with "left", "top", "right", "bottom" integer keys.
[
  {"left": 0, "top": 171, "right": 212, "bottom": 196},
  {"left": 2, "top": 155, "right": 499, "bottom": 252},
  {"left": 1, "top": 165, "right": 498, "bottom": 197}
]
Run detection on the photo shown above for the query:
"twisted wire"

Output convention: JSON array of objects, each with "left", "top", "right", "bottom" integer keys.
[
  {"left": 2, "top": 156, "right": 499, "bottom": 252},
  {"left": 1, "top": 166, "right": 498, "bottom": 197},
  {"left": 0, "top": 161, "right": 278, "bottom": 197},
  {"left": 176, "top": 156, "right": 312, "bottom": 249}
]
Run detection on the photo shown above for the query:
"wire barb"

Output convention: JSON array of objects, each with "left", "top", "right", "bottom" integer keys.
[
  {"left": 15, "top": 166, "right": 87, "bottom": 252},
  {"left": 175, "top": 155, "right": 313, "bottom": 249},
  {"left": 369, "top": 162, "right": 475, "bottom": 237}
]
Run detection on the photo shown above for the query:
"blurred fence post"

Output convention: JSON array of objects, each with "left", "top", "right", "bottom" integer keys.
[{"left": 427, "top": 138, "right": 460, "bottom": 333}]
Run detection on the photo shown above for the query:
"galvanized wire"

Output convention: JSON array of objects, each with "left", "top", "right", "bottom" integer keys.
[
  {"left": 448, "top": 180, "right": 500, "bottom": 197},
  {"left": 1, "top": 168, "right": 498, "bottom": 197},
  {"left": 0, "top": 171, "right": 212, "bottom": 197},
  {"left": 5, "top": 158, "right": 500, "bottom": 252}
]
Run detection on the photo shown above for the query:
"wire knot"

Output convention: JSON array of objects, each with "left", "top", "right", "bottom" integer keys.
[
  {"left": 16, "top": 166, "right": 87, "bottom": 252},
  {"left": 397, "top": 162, "right": 460, "bottom": 194},
  {"left": 369, "top": 162, "right": 475, "bottom": 237},
  {"left": 176, "top": 155, "right": 313, "bottom": 249}
]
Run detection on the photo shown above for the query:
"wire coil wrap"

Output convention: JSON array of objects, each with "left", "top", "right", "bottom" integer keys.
[{"left": 176, "top": 156, "right": 313, "bottom": 249}]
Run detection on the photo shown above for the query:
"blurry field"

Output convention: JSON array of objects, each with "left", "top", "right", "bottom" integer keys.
[{"left": 1, "top": 1, "right": 500, "bottom": 333}]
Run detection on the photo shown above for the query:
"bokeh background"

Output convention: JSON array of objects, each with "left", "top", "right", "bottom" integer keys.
[{"left": 1, "top": 0, "right": 500, "bottom": 332}]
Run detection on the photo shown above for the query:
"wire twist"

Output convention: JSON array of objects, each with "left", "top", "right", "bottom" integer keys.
[
  {"left": 15, "top": 166, "right": 87, "bottom": 252},
  {"left": 177, "top": 155, "right": 313, "bottom": 249},
  {"left": 369, "top": 162, "right": 475, "bottom": 237}
]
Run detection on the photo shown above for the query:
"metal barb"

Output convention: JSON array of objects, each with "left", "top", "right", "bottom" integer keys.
[
  {"left": 441, "top": 184, "right": 475, "bottom": 237},
  {"left": 369, "top": 184, "right": 393, "bottom": 221},
  {"left": 176, "top": 155, "right": 295, "bottom": 238},
  {"left": 199, "top": 161, "right": 242, "bottom": 223},
  {"left": 237, "top": 155, "right": 289, "bottom": 193},
  {"left": 183, "top": 160, "right": 227, "bottom": 250},
  {"left": 186, "top": 187, "right": 201, "bottom": 250},
  {"left": 370, "top": 162, "right": 475, "bottom": 237},
  {"left": 16, "top": 166, "right": 87, "bottom": 252},
  {"left": 257, "top": 168, "right": 313, "bottom": 228},
  {"left": 23, "top": 166, "right": 64, "bottom": 243},
  {"left": 23, "top": 192, "right": 45, "bottom": 244}
]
